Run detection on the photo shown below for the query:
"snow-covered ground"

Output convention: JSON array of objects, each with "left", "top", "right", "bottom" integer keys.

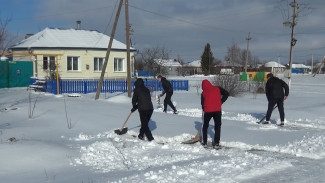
[{"left": 0, "top": 74, "right": 324, "bottom": 183}]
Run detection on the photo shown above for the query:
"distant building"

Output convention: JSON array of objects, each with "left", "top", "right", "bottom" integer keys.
[
  {"left": 263, "top": 61, "right": 286, "bottom": 73},
  {"left": 155, "top": 59, "right": 182, "bottom": 76},
  {"left": 289, "top": 64, "right": 311, "bottom": 74},
  {"left": 10, "top": 27, "right": 136, "bottom": 79},
  {"left": 182, "top": 60, "right": 202, "bottom": 75},
  {"left": 215, "top": 62, "right": 243, "bottom": 74}
]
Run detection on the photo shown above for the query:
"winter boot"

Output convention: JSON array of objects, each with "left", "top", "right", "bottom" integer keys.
[
  {"left": 212, "top": 142, "right": 221, "bottom": 149},
  {"left": 138, "top": 135, "right": 144, "bottom": 140},
  {"left": 262, "top": 121, "right": 270, "bottom": 124},
  {"left": 279, "top": 122, "right": 284, "bottom": 126},
  {"left": 201, "top": 142, "right": 208, "bottom": 148}
]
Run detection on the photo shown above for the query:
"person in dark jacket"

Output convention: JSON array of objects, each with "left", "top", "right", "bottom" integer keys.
[
  {"left": 264, "top": 73, "right": 289, "bottom": 126},
  {"left": 131, "top": 78, "right": 154, "bottom": 141},
  {"left": 157, "top": 75, "right": 178, "bottom": 114},
  {"left": 201, "top": 79, "right": 229, "bottom": 148}
]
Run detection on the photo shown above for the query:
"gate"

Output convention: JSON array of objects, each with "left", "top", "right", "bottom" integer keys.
[{"left": 0, "top": 61, "right": 33, "bottom": 88}]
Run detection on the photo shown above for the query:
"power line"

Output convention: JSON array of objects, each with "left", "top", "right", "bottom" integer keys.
[
  {"left": 128, "top": 4, "right": 294, "bottom": 37},
  {"left": 94, "top": 0, "right": 119, "bottom": 47}
]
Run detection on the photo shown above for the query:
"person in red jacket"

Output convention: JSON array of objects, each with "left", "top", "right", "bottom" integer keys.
[{"left": 201, "top": 79, "right": 229, "bottom": 148}]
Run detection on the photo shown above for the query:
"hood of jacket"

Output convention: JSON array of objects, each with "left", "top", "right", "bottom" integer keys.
[
  {"left": 202, "top": 79, "right": 213, "bottom": 91},
  {"left": 161, "top": 77, "right": 167, "bottom": 82},
  {"left": 134, "top": 78, "right": 145, "bottom": 88}
]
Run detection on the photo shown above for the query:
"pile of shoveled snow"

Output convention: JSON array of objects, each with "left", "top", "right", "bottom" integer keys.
[{"left": 70, "top": 130, "right": 324, "bottom": 182}]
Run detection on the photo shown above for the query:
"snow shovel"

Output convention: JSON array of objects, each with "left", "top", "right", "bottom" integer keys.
[
  {"left": 181, "top": 129, "right": 201, "bottom": 144},
  {"left": 114, "top": 112, "right": 132, "bottom": 135},
  {"left": 156, "top": 95, "right": 162, "bottom": 109},
  {"left": 256, "top": 105, "right": 278, "bottom": 124},
  {"left": 181, "top": 111, "right": 203, "bottom": 144}
]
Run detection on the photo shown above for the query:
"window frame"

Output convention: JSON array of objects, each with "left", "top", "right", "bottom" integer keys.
[
  {"left": 113, "top": 57, "right": 125, "bottom": 72},
  {"left": 67, "top": 56, "right": 80, "bottom": 71},
  {"left": 94, "top": 57, "right": 104, "bottom": 72},
  {"left": 43, "top": 56, "right": 56, "bottom": 70}
]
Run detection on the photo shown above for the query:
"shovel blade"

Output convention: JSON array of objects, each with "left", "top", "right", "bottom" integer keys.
[{"left": 114, "top": 127, "right": 128, "bottom": 135}]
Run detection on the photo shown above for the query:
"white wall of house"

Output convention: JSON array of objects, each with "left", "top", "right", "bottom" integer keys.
[{"left": 13, "top": 49, "right": 134, "bottom": 79}]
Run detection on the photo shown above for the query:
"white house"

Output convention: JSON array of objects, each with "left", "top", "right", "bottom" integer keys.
[
  {"left": 183, "top": 60, "right": 202, "bottom": 75},
  {"left": 264, "top": 61, "right": 286, "bottom": 73},
  {"left": 10, "top": 27, "right": 136, "bottom": 80},
  {"left": 291, "top": 64, "right": 311, "bottom": 74},
  {"left": 155, "top": 59, "right": 182, "bottom": 76}
]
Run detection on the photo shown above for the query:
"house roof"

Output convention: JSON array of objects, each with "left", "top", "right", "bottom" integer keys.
[
  {"left": 264, "top": 61, "right": 285, "bottom": 68},
  {"left": 291, "top": 64, "right": 310, "bottom": 69},
  {"left": 11, "top": 27, "right": 135, "bottom": 51},
  {"left": 186, "top": 60, "right": 201, "bottom": 67},
  {"left": 155, "top": 59, "right": 182, "bottom": 67}
]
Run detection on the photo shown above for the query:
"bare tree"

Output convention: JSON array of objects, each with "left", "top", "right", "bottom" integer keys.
[
  {"left": 225, "top": 42, "right": 260, "bottom": 69},
  {"left": 0, "top": 16, "right": 18, "bottom": 52},
  {"left": 212, "top": 74, "right": 245, "bottom": 97},
  {"left": 176, "top": 54, "right": 184, "bottom": 76},
  {"left": 225, "top": 43, "right": 241, "bottom": 66},
  {"left": 134, "top": 51, "right": 144, "bottom": 71},
  {"left": 137, "top": 46, "right": 170, "bottom": 77}
]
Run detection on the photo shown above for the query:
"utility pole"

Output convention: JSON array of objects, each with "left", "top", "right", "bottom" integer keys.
[
  {"left": 311, "top": 54, "right": 314, "bottom": 74},
  {"left": 95, "top": 0, "right": 124, "bottom": 100},
  {"left": 245, "top": 32, "right": 251, "bottom": 72},
  {"left": 125, "top": 0, "right": 132, "bottom": 97},
  {"left": 313, "top": 57, "right": 325, "bottom": 77},
  {"left": 287, "top": 0, "right": 298, "bottom": 88},
  {"left": 278, "top": 55, "right": 281, "bottom": 74}
]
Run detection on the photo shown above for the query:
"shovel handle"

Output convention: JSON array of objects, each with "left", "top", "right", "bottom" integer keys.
[{"left": 119, "top": 112, "right": 132, "bottom": 131}]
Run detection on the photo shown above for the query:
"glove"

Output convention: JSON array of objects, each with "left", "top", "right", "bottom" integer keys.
[{"left": 131, "top": 105, "right": 138, "bottom": 112}]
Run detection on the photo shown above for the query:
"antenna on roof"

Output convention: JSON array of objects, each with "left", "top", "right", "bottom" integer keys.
[{"left": 76, "top": 20, "right": 81, "bottom": 30}]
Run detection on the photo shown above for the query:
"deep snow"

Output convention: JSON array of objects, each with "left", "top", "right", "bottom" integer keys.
[{"left": 0, "top": 74, "right": 325, "bottom": 183}]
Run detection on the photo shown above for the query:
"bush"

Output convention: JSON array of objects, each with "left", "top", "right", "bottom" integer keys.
[{"left": 212, "top": 74, "right": 246, "bottom": 97}]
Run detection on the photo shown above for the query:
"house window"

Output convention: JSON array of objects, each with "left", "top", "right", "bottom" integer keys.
[
  {"left": 114, "top": 58, "right": 124, "bottom": 72},
  {"left": 43, "top": 56, "right": 55, "bottom": 70},
  {"left": 94, "top": 57, "right": 104, "bottom": 72},
  {"left": 67, "top": 56, "right": 80, "bottom": 71}
]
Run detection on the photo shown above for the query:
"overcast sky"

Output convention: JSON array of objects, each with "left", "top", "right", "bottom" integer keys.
[{"left": 2, "top": 0, "right": 325, "bottom": 64}]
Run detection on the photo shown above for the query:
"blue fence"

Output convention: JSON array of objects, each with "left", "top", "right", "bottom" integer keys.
[
  {"left": 292, "top": 68, "right": 304, "bottom": 74},
  {"left": 134, "top": 70, "right": 153, "bottom": 77},
  {"left": 34, "top": 79, "right": 188, "bottom": 94}
]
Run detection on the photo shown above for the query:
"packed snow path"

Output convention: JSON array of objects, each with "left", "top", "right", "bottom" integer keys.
[
  {"left": 72, "top": 129, "right": 325, "bottom": 183},
  {"left": 72, "top": 109, "right": 325, "bottom": 183}
]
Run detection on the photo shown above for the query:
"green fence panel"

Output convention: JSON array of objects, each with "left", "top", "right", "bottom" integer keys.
[
  {"left": 240, "top": 72, "right": 247, "bottom": 81},
  {"left": 0, "top": 61, "right": 9, "bottom": 88},
  {"left": 252, "top": 72, "right": 265, "bottom": 82},
  {"left": 9, "top": 61, "right": 33, "bottom": 87}
]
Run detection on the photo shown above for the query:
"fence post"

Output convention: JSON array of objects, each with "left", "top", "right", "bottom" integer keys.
[{"left": 84, "top": 81, "right": 87, "bottom": 94}]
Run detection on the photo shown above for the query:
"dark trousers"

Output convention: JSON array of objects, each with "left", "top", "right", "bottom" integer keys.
[
  {"left": 202, "top": 111, "right": 222, "bottom": 145},
  {"left": 266, "top": 98, "right": 285, "bottom": 122},
  {"left": 164, "top": 92, "right": 176, "bottom": 111},
  {"left": 139, "top": 109, "right": 154, "bottom": 141}
]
